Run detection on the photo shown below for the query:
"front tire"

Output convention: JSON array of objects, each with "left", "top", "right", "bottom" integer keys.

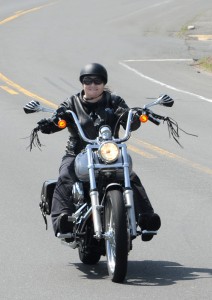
[{"left": 104, "top": 189, "right": 128, "bottom": 283}]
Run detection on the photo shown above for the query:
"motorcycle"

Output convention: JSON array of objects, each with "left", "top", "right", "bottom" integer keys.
[{"left": 24, "top": 94, "right": 178, "bottom": 283}]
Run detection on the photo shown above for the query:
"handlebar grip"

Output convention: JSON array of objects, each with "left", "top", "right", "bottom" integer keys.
[
  {"left": 148, "top": 115, "right": 160, "bottom": 125},
  {"left": 151, "top": 112, "right": 165, "bottom": 120}
]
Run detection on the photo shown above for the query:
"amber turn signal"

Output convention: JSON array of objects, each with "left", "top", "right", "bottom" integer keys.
[
  {"left": 139, "top": 114, "right": 149, "bottom": 123},
  {"left": 58, "top": 119, "right": 67, "bottom": 129}
]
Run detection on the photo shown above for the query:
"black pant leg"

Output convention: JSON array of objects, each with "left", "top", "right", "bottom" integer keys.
[
  {"left": 130, "top": 171, "right": 154, "bottom": 221},
  {"left": 51, "top": 155, "right": 77, "bottom": 235}
]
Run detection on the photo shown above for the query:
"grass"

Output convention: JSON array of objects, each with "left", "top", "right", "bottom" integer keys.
[
  {"left": 196, "top": 57, "right": 212, "bottom": 72},
  {"left": 176, "top": 13, "right": 202, "bottom": 38},
  {"left": 177, "top": 25, "right": 189, "bottom": 38}
]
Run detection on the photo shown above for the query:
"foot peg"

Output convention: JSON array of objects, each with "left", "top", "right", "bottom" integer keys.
[
  {"left": 57, "top": 233, "right": 77, "bottom": 248},
  {"left": 142, "top": 230, "right": 157, "bottom": 235},
  {"left": 57, "top": 232, "right": 74, "bottom": 239},
  {"left": 141, "top": 230, "right": 158, "bottom": 242}
]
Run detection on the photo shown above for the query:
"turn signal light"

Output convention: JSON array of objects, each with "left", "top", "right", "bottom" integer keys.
[
  {"left": 58, "top": 119, "right": 67, "bottom": 129},
  {"left": 139, "top": 114, "right": 148, "bottom": 123}
]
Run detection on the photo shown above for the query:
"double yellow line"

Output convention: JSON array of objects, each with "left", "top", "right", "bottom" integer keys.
[
  {"left": 0, "top": 4, "right": 50, "bottom": 26},
  {"left": 0, "top": 3, "right": 211, "bottom": 176},
  {"left": 0, "top": 1, "right": 58, "bottom": 109},
  {"left": 0, "top": 72, "right": 57, "bottom": 108}
]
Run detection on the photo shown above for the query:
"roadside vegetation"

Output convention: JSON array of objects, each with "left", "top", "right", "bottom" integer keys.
[
  {"left": 177, "top": 24, "right": 189, "bottom": 38},
  {"left": 177, "top": 18, "right": 212, "bottom": 73},
  {"left": 196, "top": 57, "right": 212, "bottom": 73}
]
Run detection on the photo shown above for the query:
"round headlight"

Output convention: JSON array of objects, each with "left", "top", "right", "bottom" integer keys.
[{"left": 99, "top": 142, "right": 120, "bottom": 163}]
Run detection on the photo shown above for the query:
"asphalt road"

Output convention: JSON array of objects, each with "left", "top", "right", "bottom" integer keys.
[{"left": 0, "top": 1, "right": 212, "bottom": 299}]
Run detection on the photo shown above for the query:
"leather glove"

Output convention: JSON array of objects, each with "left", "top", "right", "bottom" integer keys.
[
  {"left": 37, "top": 118, "right": 54, "bottom": 134},
  {"left": 131, "top": 113, "right": 141, "bottom": 131},
  {"left": 56, "top": 106, "right": 71, "bottom": 120},
  {"left": 55, "top": 106, "right": 74, "bottom": 126},
  {"left": 119, "top": 109, "right": 141, "bottom": 131}
]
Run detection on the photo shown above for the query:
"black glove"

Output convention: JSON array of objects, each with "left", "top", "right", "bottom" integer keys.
[
  {"left": 56, "top": 106, "right": 74, "bottom": 125},
  {"left": 56, "top": 106, "right": 67, "bottom": 117},
  {"left": 56, "top": 106, "right": 71, "bottom": 120},
  {"left": 131, "top": 113, "right": 141, "bottom": 131},
  {"left": 37, "top": 118, "right": 55, "bottom": 134}
]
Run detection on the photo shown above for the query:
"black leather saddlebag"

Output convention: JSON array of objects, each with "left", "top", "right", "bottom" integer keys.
[{"left": 40, "top": 180, "right": 57, "bottom": 215}]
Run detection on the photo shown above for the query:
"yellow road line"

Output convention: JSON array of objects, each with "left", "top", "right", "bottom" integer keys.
[
  {"left": 0, "top": 85, "right": 18, "bottom": 94},
  {"left": 0, "top": 3, "right": 55, "bottom": 25},
  {"left": 0, "top": 71, "right": 211, "bottom": 175},
  {"left": 134, "top": 138, "right": 181, "bottom": 159},
  {"left": 188, "top": 35, "right": 212, "bottom": 41},
  {"left": 0, "top": 72, "right": 57, "bottom": 108},
  {"left": 0, "top": 4, "right": 210, "bottom": 175},
  {"left": 134, "top": 138, "right": 212, "bottom": 175},
  {"left": 127, "top": 144, "right": 156, "bottom": 158}
]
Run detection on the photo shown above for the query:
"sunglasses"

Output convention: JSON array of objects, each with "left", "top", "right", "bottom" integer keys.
[{"left": 82, "top": 76, "right": 104, "bottom": 85}]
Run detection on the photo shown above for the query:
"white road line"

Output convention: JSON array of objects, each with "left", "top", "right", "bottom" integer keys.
[
  {"left": 119, "top": 60, "right": 212, "bottom": 103},
  {"left": 107, "top": 0, "right": 173, "bottom": 24},
  {"left": 123, "top": 59, "right": 193, "bottom": 62}
]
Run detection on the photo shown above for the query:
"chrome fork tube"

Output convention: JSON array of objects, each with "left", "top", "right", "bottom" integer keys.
[
  {"left": 90, "top": 190, "right": 102, "bottom": 239},
  {"left": 124, "top": 189, "right": 137, "bottom": 237},
  {"left": 121, "top": 144, "right": 131, "bottom": 188},
  {"left": 122, "top": 145, "right": 137, "bottom": 237},
  {"left": 87, "top": 145, "right": 96, "bottom": 190},
  {"left": 87, "top": 145, "right": 102, "bottom": 239}
]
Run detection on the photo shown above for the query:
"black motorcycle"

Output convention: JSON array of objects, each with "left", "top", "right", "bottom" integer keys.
[{"left": 24, "top": 94, "right": 181, "bottom": 283}]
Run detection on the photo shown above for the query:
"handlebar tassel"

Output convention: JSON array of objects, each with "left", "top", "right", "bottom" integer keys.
[
  {"left": 164, "top": 117, "right": 198, "bottom": 148},
  {"left": 28, "top": 127, "right": 43, "bottom": 151},
  {"left": 164, "top": 117, "right": 183, "bottom": 147}
]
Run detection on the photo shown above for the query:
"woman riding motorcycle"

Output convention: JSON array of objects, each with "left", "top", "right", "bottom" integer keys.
[{"left": 37, "top": 63, "right": 161, "bottom": 241}]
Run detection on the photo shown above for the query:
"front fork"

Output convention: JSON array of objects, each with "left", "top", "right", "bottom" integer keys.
[
  {"left": 87, "top": 144, "right": 137, "bottom": 240},
  {"left": 90, "top": 190, "right": 102, "bottom": 239},
  {"left": 90, "top": 188, "right": 137, "bottom": 240},
  {"left": 123, "top": 189, "right": 137, "bottom": 238}
]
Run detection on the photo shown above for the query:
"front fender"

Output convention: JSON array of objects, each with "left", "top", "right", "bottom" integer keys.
[{"left": 101, "top": 183, "right": 123, "bottom": 206}]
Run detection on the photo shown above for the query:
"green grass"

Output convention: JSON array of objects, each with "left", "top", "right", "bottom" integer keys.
[
  {"left": 176, "top": 13, "right": 201, "bottom": 38},
  {"left": 177, "top": 25, "right": 189, "bottom": 38},
  {"left": 197, "top": 57, "right": 212, "bottom": 72}
]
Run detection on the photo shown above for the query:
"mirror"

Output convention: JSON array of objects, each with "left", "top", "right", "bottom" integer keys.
[
  {"left": 157, "top": 94, "right": 174, "bottom": 107},
  {"left": 144, "top": 94, "right": 174, "bottom": 109},
  {"left": 23, "top": 100, "right": 55, "bottom": 114},
  {"left": 23, "top": 100, "right": 41, "bottom": 114}
]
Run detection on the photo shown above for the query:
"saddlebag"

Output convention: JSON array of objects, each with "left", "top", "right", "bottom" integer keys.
[{"left": 40, "top": 180, "right": 57, "bottom": 215}]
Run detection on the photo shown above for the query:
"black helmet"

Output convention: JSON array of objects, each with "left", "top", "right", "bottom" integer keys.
[{"left": 79, "top": 63, "right": 108, "bottom": 84}]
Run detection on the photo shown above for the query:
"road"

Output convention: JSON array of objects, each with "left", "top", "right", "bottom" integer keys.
[{"left": 0, "top": 1, "right": 212, "bottom": 299}]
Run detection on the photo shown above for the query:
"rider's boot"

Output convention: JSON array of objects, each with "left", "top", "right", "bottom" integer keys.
[
  {"left": 58, "top": 213, "right": 74, "bottom": 242},
  {"left": 138, "top": 213, "right": 161, "bottom": 241}
]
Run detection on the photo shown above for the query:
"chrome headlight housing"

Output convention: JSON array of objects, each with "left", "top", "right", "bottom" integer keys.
[{"left": 98, "top": 142, "right": 120, "bottom": 163}]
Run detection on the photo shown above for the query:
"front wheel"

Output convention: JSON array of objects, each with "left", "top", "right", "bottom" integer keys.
[{"left": 104, "top": 189, "right": 128, "bottom": 283}]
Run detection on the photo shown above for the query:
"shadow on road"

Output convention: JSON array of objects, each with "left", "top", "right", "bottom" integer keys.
[
  {"left": 126, "top": 260, "right": 212, "bottom": 286},
  {"left": 70, "top": 260, "right": 212, "bottom": 285}
]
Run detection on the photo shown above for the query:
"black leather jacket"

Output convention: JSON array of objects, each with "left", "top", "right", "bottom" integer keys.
[{"left": 52, "top": 90, "right": 140, "bottom": 156}]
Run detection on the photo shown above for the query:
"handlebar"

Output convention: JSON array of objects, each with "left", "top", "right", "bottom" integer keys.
[
  {"left": 65, "top": 109, "right": 134, "bottom": 144},
  {"left": 57, "top": 108, "right": 166, "bottom": 143},
  {"left": 25, "top": 94, "right": 178, "bottom": 150},
  {"left": 148, "top": 115, "right": 161, "bottom": 125}
]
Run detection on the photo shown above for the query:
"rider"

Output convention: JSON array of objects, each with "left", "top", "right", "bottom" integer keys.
[{"left": 38, "top": 63, "right": 161, "bottom": 241}]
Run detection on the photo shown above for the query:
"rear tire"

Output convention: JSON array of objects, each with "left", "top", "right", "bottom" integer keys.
[
  {"left": 78, "top": 222, "right": 101, "bottom": 265},
  {"left": 104, "top": 189, "right": 128, "bottom": 283},
  {"left": 78, "top": 244, "right": 101, "bottom": 265}
]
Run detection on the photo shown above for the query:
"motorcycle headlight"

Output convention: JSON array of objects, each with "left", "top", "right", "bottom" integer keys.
[{"left": 98, "top": 142, "right": 120, "bottom": 163}]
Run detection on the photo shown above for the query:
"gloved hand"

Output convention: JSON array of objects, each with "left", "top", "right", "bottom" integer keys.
[
  {"left": 55, "top": 106, "right": 74, "bottom": 126},
  {"left": 131, "top": 113, "right": 141, "bottom": 131},
  {"left": 56, "top": 106, "right": 70, "bottom": 120},
  {"left": 37, "top": 118, "right": 54, "bottom": 134}
]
